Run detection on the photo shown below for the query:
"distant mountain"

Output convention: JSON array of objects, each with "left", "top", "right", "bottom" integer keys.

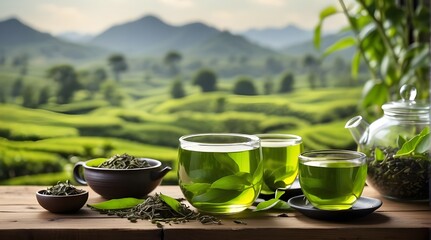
[
  {"left": 239, "top": 25, "right": 313, "bottom": 49},
  {"left": 56, "top": 31, "right": 94, "bottom": 43},
  {"left": 90, "top": 15, "right": 275, "bottom": 57},
  {"left": 190, "top": 30, "right": 275, "bottom": 57},
  {"left": 283, "top": 31, "right": 355, "bottom": 59},
  {"left": 0, "top": 18, "right": 107, "bottom": 60}
]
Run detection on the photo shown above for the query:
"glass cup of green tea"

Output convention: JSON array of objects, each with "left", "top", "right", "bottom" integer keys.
[
  {"left": 178, "top": 133, "right": 263, "bottom": 214},
  {"left": 298, "top": 150, "right": 367, "bottom": 210},
  {"left": 256, "top": 134, "right": 303, "bottom": 195}
]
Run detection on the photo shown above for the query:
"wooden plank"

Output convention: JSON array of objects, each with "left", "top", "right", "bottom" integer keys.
[{"left": 0, "top": 185, "right": 429, "bottom": 240}]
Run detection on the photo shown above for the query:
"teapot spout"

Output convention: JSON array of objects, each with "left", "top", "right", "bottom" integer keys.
[{"left": 345, "top": 116, "right": 369, "bottom": 144}]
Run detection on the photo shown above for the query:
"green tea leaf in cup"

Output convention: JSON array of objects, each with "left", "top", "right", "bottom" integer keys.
[
  {"left": 210, "top": 173, "right": 252, "bottom": 191},
  {"left": 88, "top": 198, "right": 145, "bottom": 210}
]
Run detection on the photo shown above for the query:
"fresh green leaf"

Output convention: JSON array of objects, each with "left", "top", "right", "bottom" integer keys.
[
  {"left": 374, "top": 148, "right": 385, "bottom": 161},
  {"left": 361, "top": 80, "right": 389, "bottom": 109},
  {"left": 394, "top": 128, "right": 430, "bottom": 157},
  {"left": 88, "top": 198, "right": 144, "bottom": 210},
  {"left": 351, "top": 51, "right": 361, "bottom": 80},
  {"left": 313, "top": 24, "right": 322, "bottom": 49},
  {"left": 274, "top": 189, "right": 284, "bottom": 200},
  {"left": 314, "top": 5, "right": 338, "bottom": 49},
  {"left": 397, "top": 135, "right": 406, "bottom": 149},
  {"left": 415, "top": 132, "right": 430, "bottom": 154},
  {"left": 159, "top": 193, "right": 182, "bottom": 214},
  {"left": 319, "top": 5, "right": 338, "bottom": 20},
  {"left": 254, "top": 198, "right": 280, "bottom": 211},
  {"left": 254, "top": 190, "right": 290, "bottom": 211},
  {"left": 394, "top": 134, "right": 422, "bottom": 157},
  {"left": 323, "top": 36, "right": 356, "bottom": 57}
]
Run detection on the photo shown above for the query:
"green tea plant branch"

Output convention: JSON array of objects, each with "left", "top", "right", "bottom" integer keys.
[{"left": 315, "top": 0, "right": 430, "bottom": 118}]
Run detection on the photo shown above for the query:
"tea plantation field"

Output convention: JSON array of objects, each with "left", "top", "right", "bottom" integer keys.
[{"left": 0, "top": 87, "right": 361, "bottom": 185}]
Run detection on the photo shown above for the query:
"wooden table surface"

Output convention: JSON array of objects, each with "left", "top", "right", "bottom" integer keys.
[{"left": 0, "top": 185, "right": 429, "bottom": 240}]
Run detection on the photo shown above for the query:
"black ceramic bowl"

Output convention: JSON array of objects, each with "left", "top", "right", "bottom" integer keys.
[
  {"left": 36, "top": 190, "right": 89, "bottom": 213},
  {"left": 73, "top": 158, "right": 171, "bottom": 199}
]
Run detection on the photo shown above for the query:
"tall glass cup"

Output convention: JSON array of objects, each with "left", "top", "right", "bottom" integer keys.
[
  {"left": 256, "top": 134, "right": 303, "bottom": 195},
  {"left": 178, "top": 133, "right": 262, "bottom": 214}
]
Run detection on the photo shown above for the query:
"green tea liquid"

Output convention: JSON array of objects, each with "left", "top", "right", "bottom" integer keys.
[
  {"left": 299, "top": 160, "right": 367, "bottom": 210},
  {"left": 261, "top": 141, "right": 303, "bottom": 194},
  {"left": 178, "top": 145, "right": 262, "bottom": 214}
]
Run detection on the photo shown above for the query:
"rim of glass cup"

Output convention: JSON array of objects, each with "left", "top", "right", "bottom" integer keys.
[
  {"left": 299, "top": 149, "right": 366, "bottom": 162},
  {"left": 179, "top": 133, "right": 260, "bottom": 147},
  {"left": 255, "top": 133, "right": 302, "bottom": 144}
]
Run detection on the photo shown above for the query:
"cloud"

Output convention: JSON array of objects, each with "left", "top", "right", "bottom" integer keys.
[
  {"left": 159, "top": 0, "right": 194, "bottom": 8},
  {"left": 252, "top": 0, "right": 285, "bottom": 7},
  {"left": 39, "top": 3, "right": 85, "bottom": 20}
]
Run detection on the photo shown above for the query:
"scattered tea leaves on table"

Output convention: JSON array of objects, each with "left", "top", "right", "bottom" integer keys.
[
  {"left": 41, "top": 180, "right": 85, "bottom": 196},
  {"left": 233, "top": 220, "right": 247, "bottom": 225},
  {"left": 98, "top": 153, "right": 150, "bottom": 169},
  {"left": 89, "top": 193, "right": 221, "bottom": 227},
  {"left": 88, "top": 198, "right": 145, "bottom": 210}
]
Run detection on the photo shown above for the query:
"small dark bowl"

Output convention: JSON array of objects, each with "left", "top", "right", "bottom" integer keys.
[
  {"left": 36, "top": 190, "right": 89, "bottom": 213},
  {"left": 73, "top": 158, "right": 171, "bottom": 199}
]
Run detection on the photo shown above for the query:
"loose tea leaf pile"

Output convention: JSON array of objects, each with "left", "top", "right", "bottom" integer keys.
[
  {"left": 41, "top": 180, "right": 85, "bottom": 196},
  {"left": 88, "top": 193, "right": 221, "bottom": 227},
  {"left": 98, "top": 153, "right": 151, "bottom": 169}
]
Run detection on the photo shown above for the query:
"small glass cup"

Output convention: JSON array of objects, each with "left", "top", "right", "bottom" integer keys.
[
  {"left": 298, "top": 150, "right": 367, "bottom": 210},
  {"left": 256, "top": 134, "right": 303, "bottom": 195},
  {"left": 178, "top": 133, "right": 262, "bottom": 214}
]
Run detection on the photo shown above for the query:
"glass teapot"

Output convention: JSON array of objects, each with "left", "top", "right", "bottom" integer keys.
[{"left": 345, "top": 85, "right": 430, "bottom": 201}]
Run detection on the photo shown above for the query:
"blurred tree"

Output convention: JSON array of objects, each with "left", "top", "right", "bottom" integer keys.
[
  {"left": 0, "top": 55, "right": 5, "bottom": 65},
  {"left": 164, "top": 51, "right": 182, "bottom": 76},
  {"left": 170, "top": 79, "right": 185, "bottom": 99},
  {"left": 214, "top": 97, "right": 226, "bottom": 113},
  {"left": 87, "top": 68, "right": 107, "bottom": 94},
  {"left": 47, "top": 65, "right": 80, "bottom": 104},
  {"left": 303, "top": 54, "right": 320, "bottom": 89},
  {"left": 101, "top": 80, "right": 123, "bottom": 106},
  {"left": 233, "top": 77, "right": 257, "bottom": 95},
  {"left": 0, "top": 86, "right": 7, "bottom": 103},
  {"left": 11, "top": 78, "right": 23, "bottom": 100},
  {"left": 12, "top": 54, "right": 28, "bottom": 76},
  {"left": 108, "top": 54, "right": 128, "bottom": 82},
  {"left": 265, "top": 57, "right": 284, "bottom": 74},
  {"left": 193, "top": 69, "right": 217, "bottom": 92},
  {"left": 279, "top": 72, "right": 295, "bottom": 93},
  {"left": 263, "top": 77, "right": 273, "bottom": 95},
  {"left": 38, "top": 86, "right": 50, "bottom": 105},
  {"left": 22, "top": 84, "right": 36, "bottom": 108}
]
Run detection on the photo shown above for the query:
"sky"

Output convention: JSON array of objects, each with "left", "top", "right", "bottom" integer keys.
[{"left": 0, "top": 0, "right": 348, "bottom": 35}]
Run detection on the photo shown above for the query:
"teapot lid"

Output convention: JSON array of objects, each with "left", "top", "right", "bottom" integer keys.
[{"left": 382, "top": 85, "right": 430, "bottom": 116}]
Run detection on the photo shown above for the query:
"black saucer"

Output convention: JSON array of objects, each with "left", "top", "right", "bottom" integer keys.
[{"left": 288, "top": 195, "right": 382, "bottom": 221}]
